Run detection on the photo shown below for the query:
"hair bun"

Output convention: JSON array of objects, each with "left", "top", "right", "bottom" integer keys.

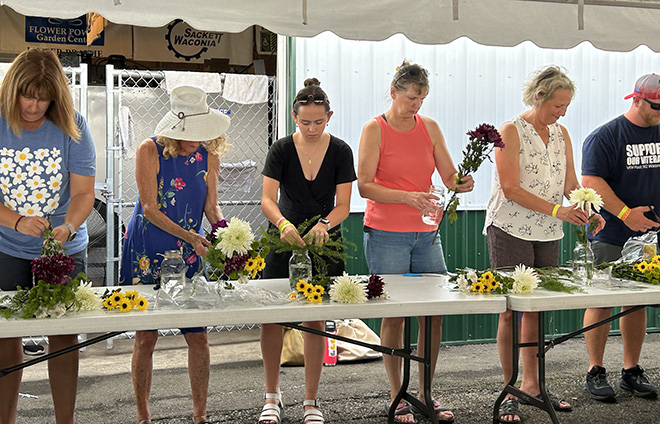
[{"left": 303, "top": 77, "right": 321, "bottom": 87}]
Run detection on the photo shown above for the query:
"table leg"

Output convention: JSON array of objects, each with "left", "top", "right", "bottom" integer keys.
[
  {"left": 536, "top": 311, "right": 560, "bottom": 424},
  {"left": 493, "top": 311, "right": 521, "bottom": 423}
]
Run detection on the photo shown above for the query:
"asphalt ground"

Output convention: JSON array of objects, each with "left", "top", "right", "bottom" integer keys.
[{"left": 13, "top": 328, "right": 660, "bottom": 423}]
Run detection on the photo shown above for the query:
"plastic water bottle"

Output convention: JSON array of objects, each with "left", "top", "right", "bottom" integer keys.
[
  {"left": 288, "top": 250, "right": 312, "bottom": 290},
  {"left": 323, "top": 320, "right": 338, "bottom": 366},
  {"left": 160, "top": 250, "right": 188, "bottom": 300},
  {"left": 422, "top": 185, "right": 446, "bottom": 225}
]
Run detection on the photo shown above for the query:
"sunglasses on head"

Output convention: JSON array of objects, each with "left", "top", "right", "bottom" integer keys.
[
  {"left": 293, "top": 93, "right": 327, "bottom": 105},
  {"left": 642, "top": 98, "right": 660, "bottom": 111}
]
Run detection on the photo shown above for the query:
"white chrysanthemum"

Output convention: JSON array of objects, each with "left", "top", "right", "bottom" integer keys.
[
  {"left": 456, "top": 274, "right": 470, "bottom": 293},
  {"left": 466, "top": 270, "right": 478, "bottom": 283},
  {"left": 329, "top": 272, "right": 367, "bottom": 304},
  {"left": 569, "top": 187, "right": 603, "bottom": 213},
  {"left": 215, "top": 217, "right": 255, "bottom": 257},
  {"left": 35, "top": 304, "right": 67, "bottom": 319},
  {"left": 511, "top": 264, "right": 539, "bottom": 294},
  {"left": 75, "top": 281, "right": 103, "bottom": 311}
]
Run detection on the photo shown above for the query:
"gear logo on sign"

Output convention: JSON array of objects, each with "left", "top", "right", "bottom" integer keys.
[{"left": 165, "top": 19, "right": 223, "bottom": 61}]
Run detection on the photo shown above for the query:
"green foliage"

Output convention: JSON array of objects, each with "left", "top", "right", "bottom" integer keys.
[{"left": 535, "top": 267, "right": 584, "bottom": 293}]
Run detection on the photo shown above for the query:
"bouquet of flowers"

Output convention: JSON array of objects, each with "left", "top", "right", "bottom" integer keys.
[
  {"left": 609, "top": 255, "right": 660, "bottom": 285},
  {"left": 204, "top": 218, "right": 269, "bottom": 289},
  {"left": 445, "top": 123, "right": 504, "bottom": 224},
  {"left": 292, "top": 273, "right": 387, "bottom": 304},
  {"left": 102, "top": 288, "right": 149, "bottom": 312},
  {"left": 451, "top": 265, "right": 581, "bottom": 295},
  {"left": 569, "top": 187, "right": 603, "bottom": 244},
  {"left": 0, "top": 223, "right": 101, "bottom": 319}
]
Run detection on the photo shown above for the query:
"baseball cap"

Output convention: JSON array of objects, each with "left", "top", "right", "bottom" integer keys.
[{"left": 624, "top": 73, "right": 660, "bottom": 100}]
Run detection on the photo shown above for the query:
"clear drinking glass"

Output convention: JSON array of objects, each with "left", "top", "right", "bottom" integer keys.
[{"left": 422, "top": 185, "right": 446, "bottom": 225}]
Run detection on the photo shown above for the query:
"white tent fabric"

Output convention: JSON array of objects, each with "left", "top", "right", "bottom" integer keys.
[{"left": 2, "top": 0, "right": 660, "bottom": 52}]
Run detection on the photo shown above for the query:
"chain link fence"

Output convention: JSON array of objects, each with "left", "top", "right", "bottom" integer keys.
[{"left": 102, "top": 66, "right": 276, "bottom": 286}]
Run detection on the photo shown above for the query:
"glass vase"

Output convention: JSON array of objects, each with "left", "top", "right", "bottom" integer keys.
[
  {"left": 288, "top": 250, "right": 312, "bottom": 290},
  {"left": 572, "top": 241, "right": 595, "bottom": 286}
]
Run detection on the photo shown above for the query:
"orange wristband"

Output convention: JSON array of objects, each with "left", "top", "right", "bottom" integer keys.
[
  {"left": 617, "top": 206, "right": 630, "bottom": 220},
  {"left": 621, "top": 208, "right": 631, "bottom": 222}
]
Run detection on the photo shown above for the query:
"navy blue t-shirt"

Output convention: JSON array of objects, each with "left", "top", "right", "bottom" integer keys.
[{"left": 582, "top": 114, "right": 660, "bottom": 247}]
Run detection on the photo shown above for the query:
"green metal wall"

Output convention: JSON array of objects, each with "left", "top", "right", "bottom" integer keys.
[{"left": 342, "top": 211, "right": 660, "bottom": 345}]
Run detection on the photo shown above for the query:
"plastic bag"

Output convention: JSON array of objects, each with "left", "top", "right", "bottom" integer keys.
[{"left": 621, "top": 232, "right": 658, "bottom": 262}]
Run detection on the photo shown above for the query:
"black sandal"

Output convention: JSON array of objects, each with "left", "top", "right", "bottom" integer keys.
[
  {"left": 385, "top": 401, "right": 418, "bottom": 424},
  {"left": 519, "top": 391, "right": 572, "bottom": 412},
  {"left": 498, "top": 398, "right": 521, "bottom": 423},
  {"left": 410, "top": 400, "right": 454, "bottom": 423}
]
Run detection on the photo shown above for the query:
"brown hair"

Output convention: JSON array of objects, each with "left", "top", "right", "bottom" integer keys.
[
  {"left": 0, "top": 48, "right": 80, "bottom": 139},
  {"left": 523, "top": 65, "right": 575, "bottom": 107},
  {"left": 156, "top": 135, "right": 229, "bottom": 159},
  {"left": 292, "top": 78, "right": 331, "bottom": 115},
  {"left": 391, "top": 60, "right": 429, "bottom": 95}
]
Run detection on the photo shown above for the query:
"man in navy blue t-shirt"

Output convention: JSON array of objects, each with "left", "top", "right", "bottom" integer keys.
[{"left": 582, "top": 74, "right": 660, "bottom": 403}]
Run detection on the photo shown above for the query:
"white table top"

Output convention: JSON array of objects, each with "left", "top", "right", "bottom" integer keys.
[
  {"left": 506, "top": 279, "right": 660, "bottom": 312},
  {"left": 0, "top": 274, "right": 507, "bottom": 338}
]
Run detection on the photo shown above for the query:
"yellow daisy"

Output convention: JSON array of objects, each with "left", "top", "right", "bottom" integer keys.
[
  {"left": 139, "top": 256, "right": 150, "bottom": 271},
  {"left": 103, "top": 297, "right": 115, "bottom": 310},
  {"left": 244, "top": 257, "right": 258, "bottom": 272},
  {"left": 296, "top": 280, "right": 309, "bottom": 292},
  {"left": 135, "top": 297, "right": 148, "bottom": 311},
  {"left": 481, "top": 271, "right": 495, "bottom": 283},
  {"left": 119, "top": 300, "right": 133, "bottom": 313},
  {"left": 307, "top": 293, "right": 323, "bottom": 303},
  {"left": 314, "top": 285, "right": 325, "bottom": 295},
  {"left": 638, "top": 261, "right": 649, "bottom": 272}
]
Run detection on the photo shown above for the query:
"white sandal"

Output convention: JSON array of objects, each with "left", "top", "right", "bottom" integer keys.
[
  {"left": 303, "top": 399, "right": 325, "bottom": 424},
  {"left": 259, "top": 392, "right": 284, "bottom": 424}
]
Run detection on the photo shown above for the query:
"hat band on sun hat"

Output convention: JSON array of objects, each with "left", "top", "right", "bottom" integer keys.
[{"left": 170, "top": 108, "right": 210, "bottom": 132}]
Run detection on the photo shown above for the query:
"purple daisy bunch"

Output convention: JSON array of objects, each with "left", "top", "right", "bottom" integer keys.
[
  {"left": 223, "top": 252, "right": 249, "bottom": 274},
  {"left": 208, "top": 219, "right": 229, "bottom": 243},
  {"left": 32, "top": 252, "right": 76, "bottom": 285}
]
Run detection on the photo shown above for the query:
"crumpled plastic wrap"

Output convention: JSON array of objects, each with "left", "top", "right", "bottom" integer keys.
[{"left": 621, "top": 232, "right": 658, "bottom": 262}]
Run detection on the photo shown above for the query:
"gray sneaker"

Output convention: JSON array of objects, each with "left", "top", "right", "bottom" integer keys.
[
  {"left": 586, "top": 365, "right": 616, "bottom": 402},
  {"left": 620, "top": 365, "right": 658, "bottom": 399}
]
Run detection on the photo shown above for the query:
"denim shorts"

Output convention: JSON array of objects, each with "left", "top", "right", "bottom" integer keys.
[{"left": 363, "top": 226, "right": 447, "bottom": 274}]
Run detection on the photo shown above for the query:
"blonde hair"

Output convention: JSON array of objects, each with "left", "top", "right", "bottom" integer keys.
[
  {"left": 523, "top": 65, "right": 575, "bottom": 107},
  {"left": 0, "top": 48, "right": 80, "bottom": 140},
  {"left": 156, "top": 135, "right": 229, "bottom": 159}
]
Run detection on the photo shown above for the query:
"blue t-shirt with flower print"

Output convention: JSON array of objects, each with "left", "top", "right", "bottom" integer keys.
[
  {"left": 120, "top": 138, "right": 209, "bottom": 285},
  {"left": 0, "top": 112, "right": 96, "bottom": 259}
]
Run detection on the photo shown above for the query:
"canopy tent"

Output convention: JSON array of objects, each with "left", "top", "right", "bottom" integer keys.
[{"left": 2, "top": 0, "right": 660, "bottom": 52}]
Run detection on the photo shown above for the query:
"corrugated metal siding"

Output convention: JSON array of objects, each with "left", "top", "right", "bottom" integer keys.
[
  {"left": 343, "top": 212, "right": 660, "bottom": 343},
  {"left": 295, "top": 33, "right": 660, "bottom": 212}
]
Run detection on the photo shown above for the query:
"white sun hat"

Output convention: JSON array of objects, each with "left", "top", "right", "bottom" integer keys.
[{"left": 154, "top": 86, "right": 230, "bottom": 141}]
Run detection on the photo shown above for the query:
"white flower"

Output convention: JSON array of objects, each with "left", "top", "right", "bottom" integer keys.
[
  {"left": 456, "top": 274, "right": 470, "bottom": 293},
  {"left": 75, "top": 281, "right": 103, "bottom": 311},
  {"left": 44, "top": 194, "right": 60, "bottom": 213},
  {"left": 47, "top": 174, "right": 63, "bottom": 191},
  {"left": 44, "top": 156, "right": 62, "bottom": 174},
  {"left": 569, "top": 187, "right": 603, "bottom": 213},
  {"left": 511, "top": 264, "right": 539, "bottom": 294},
  {"left": 0, "top": 176, "right": 10, "bottom": 194},
  {"left": 214, "top": 217, "right": 255, "bottom": 257},
  {"left": 466, "top": 270, "right": 478, "bottom": 283},
  {"left": 34, "top": 148, "right": 49, "bottom": 160},
  {"left": 14, "top": 148, "right": 33, "bottom": 166},
  {"left": 26, "top": 175, "right": 45, "bottom": 189},
  {"left": 10, "top": 167, "right": 26, "bottom": 185},
  {"left": 329, "top": 272, "right": 367, "bottom": 303},
  {"left": 18, "top": 202, "right": 41, "bottom": 216},
  {"left": 10, "top": 184, "right": 27, "bottom": 204},
  {"left": 0, "top": 157, "right": 15, "bottom": 175},
  {"left": 28, "top": 188, "right": 49, "bottom": 204},
  {"left": 25, "top": 161, "right": 44, "bottom": 177}
]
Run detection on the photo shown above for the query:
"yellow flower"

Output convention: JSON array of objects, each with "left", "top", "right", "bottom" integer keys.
[
  {"left": 111, "top": 293, "right": 124, "bottom": 304},
  {"left": 139, "top": 256, "right": 150, "bottom": 271},
  {"left": 255, "top": 256, "right": 266, "bottom": 271},
  {"left": 307, "top": 292, "right": 323, "bottom": 303},
  {"left": 288, "top": 291, "right": 298, "bottom": 301},
  {"left": 490, "top": 280, "right": 500, "bottom": 290},
  {"left": 633, "top": 263, "right": 640, "bottom": 272},
  {"left": 472, "top": 283, "right": 484, "bottom": 293},
  {"left": 103, "top": 297, "right": 115, "bottom": 310},
  {"left": 135, "top": 297, "right": 148, "bottom": 311},
  {"left": 638, "top": 261, "right": 649, "bottom": 272},
  {"left": 244, "top": 257, "right": 258, "bottom": 272},
  {"left": 481, "top": 271, "right": 495, "bottom": 283},
  {"left": 652, "top": 255, "right": 660, "bottom": 265},
  {"left": 119, "top": 300, "right": 133, "bottom": 313},
  {"left": 296, "top": 280, "right": 309, "bottom": 292},
  {"left": 314, "top": 285, "right": 324, "bottom": 295}
]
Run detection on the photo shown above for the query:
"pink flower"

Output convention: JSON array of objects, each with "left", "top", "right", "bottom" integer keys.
[
  {"left": 186, "top": 253, "right": 197, "bottom": 264},
  {"left": 194, "top": 152, "right": 203, "bottom": 162},
  {"left": 174, "top": 178, "right": 186, "bottom": 190}
]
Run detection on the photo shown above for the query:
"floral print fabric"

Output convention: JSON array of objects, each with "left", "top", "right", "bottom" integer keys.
[
  {"left": 484, "top": 115, "right": 566, "bottom": 241},
  {"left": 120, "top": 138, "right": 208, "bottom": 285}
]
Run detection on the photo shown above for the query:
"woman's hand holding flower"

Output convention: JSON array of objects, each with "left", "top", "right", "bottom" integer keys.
[
  {"left": 453, "top": 174, "right": 475, "bottom": 193},
  {"left": 16, "top": 215, "right": 49, "bottom": 238},
  {"left": 280, "top": 224, "right": 306, "bottom": 248},
  {"left": 555, "top": 205, "right": 589, "bottom": 226},
  {"left": 304, "top": 222, "right": 330, "bottom": 246},
  {"left": 188, "top": 231, "right": 212, "bottom": 258}
]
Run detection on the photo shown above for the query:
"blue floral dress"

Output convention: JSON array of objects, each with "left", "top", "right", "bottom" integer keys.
[{"left": 120, "top": 137, "right": 208, "bottom": 285}]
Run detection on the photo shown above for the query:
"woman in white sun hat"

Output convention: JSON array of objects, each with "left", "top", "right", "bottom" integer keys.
[{"left": 120, "top": 85, "right": 229, "bottom": 424}]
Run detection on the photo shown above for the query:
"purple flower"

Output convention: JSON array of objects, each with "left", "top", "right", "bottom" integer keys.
[
  {"left": 208, "top": 219, "right": 229, "bottom": 244},
  {"left": 466, "top": 123, "right": 505, "bottom": 148},
  {"left": 224, "top": 252, "right": 249, "bottom": 273}
]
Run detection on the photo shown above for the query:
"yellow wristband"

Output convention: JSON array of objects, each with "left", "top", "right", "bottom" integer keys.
[
  {"left": 621, "top": 209, "right": 632, "bottom": 222},
  {"left": 551, "top": 204, "right": 560, "bottom": 218},
  {"left": 278, "top": 220, "right": 293, "bottom": 233},
  {"left": 617, "top": 206, "right": 630, "bottom": 219}
]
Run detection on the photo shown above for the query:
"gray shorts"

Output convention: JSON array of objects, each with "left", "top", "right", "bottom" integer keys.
[
  {"left": 0, "top": 249, "right": 87, "bottom": 291},
  {"left": 486, "top": 225, "right": 559, "bottom": 268},
  {"left": 590, "top": 240, "right": 623, "bottom": 265}
]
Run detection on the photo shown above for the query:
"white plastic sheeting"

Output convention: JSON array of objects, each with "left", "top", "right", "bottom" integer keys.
[
  {"left": 3, "top": 0, "right": 660, "bottom": 52},
  {"left": 295, "top": 33, "right": 660, "bottom": 211}
]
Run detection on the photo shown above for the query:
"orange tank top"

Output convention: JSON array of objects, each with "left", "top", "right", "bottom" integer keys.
[{"left": 364, "top": 114, "right": 438, "bottom": 232}]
